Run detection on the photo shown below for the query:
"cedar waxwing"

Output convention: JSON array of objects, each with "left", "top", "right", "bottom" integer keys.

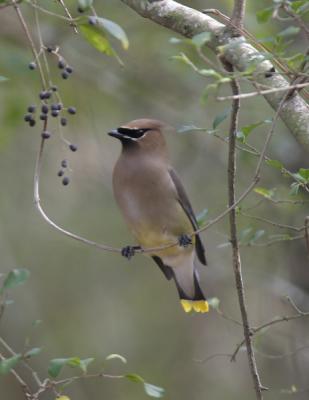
[{"left": 108, "top": 119, "right": 208, "bottom": 313}]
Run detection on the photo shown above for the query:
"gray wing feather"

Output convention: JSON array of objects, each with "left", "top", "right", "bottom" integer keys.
[{"left": 168, "top": 168, "right": 207, "bottom": 266}]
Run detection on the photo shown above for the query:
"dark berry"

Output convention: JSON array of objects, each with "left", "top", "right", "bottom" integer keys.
[
  {"left": 39, "top": 91, "right": 51, "bottom": 100},
  {"left": 51, "top": 110, "right": 59, "bottom": 117},
  {"left": 40, "top": 114, "right": 47, "bottom": 121},
  {"left": 60, "top": 117, "right": 67, "bottom": 126},
  {"left": 46, "top": 47, "right": 53, "bottom": 53},
  {"left": 62, "top": 176, "right": 70, "bottom": 186},
  {"left": 67, "top": 106, "right": 76, "bottom": 115},
  {"left": 58, "top": 169, "right": 64, "bottom": 177},
  {"left": 27, "top": 105, "right": 36, "bottom": 113},
  {"left": 65, "top": 66, "right": 73, "bottom": 74},
  {"left": 51, "top": 104, "right": 58, "bottom": 111},
  {"left": 58, "top": 59, "right": 66, "bottom": 69},
  {"left": 45, "top": 91, "right": 51, "bottom": 99},
  {"left": 61, "top": 71, "right": 69, "bottom": 80},
  {"left": 57, "top": 103, "right": 63, "bottom": 110},
  {"left": 29, "top": 62, "right": 36, "bottom": 70},
  {"left": 77, "top": 6, "right": 84, "bottom": 13},
  {"left": 41, "top": 131, "right": 51, "bottom": 139},
  {"left": 41, "top": 104, "right": 49, "bottom": 114},
  {"left": 61, "top": 159, "right": 68, "bottom": 168},
  {"left": 69, "top": 144, "right": 78, "bottom": 152},
  {"left": 39, "top": 91, "right": 45, "bottom": 100},
  {"left": 51, "top": 85, "right": 58, "bottom": 92},
  {"left": 88, "top": 16, "right": 96, "bottom": 25},
  {"left": 29, "top": 119, "right": 36, "bottom": 127},
  {"left": 24, "top": 114, "right": 32, "bottom": 122}
]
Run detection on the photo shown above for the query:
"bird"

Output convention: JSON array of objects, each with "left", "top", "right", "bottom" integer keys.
[{"left": 108, "top": 119, "right": 209, "bottom": 313}]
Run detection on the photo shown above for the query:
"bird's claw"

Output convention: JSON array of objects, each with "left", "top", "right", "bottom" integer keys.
[
  {"left": 121, "top": 245, "right": 140, "bottom": 260},
  {"left": 178, "top": 234, "right": 192, "bottom": 247}
]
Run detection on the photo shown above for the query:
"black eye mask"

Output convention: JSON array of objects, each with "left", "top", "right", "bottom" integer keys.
[{"left": 117, "top": 127, "right": 151, "bottom": 139}]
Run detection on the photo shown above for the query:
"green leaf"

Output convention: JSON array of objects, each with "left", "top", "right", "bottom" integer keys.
[
  {"left": 239, "top": 227, "right": 253, "bottom": 243},
  {"left": 254, "top": 187, "right": 275, "bottom": 199},
  {"left": 0, "top": 355, "right": 21, "bottom": 375},
  {"left": 48, "top": 358, "right": 70, "bottom": 378},
  {"left": 250, "top": 229, "right": 265, "bottom": 244},
  {"left": 266, "top": 159, "right": 284, "bottom": 170},
  {"left": 196, "top": 209, "right": 208, "bottom": 227},
  {"left": 169, "top": 37, "right": 183, "bottom": 44},
  {"left": 290, "top": 1, "right": 307, "bottom": 13},
  {"left": 191, "top": 31, "right": 212, "bottom": 48},
  {"left": 256, "top": 7, "right": 273, "bottom": 23},
  {"left": 97, "top": 17, "right": 129, "bottom": 50},
  {"left": 212, "top": 108, "right": 231, "bottom": 130},
  {"left": 277, "top": 26, "right": 300, "bottom": 38},
  {"left": 208, "top": 297, "right": 220, "bottom": 310},
  {"left": 79, "top": 358, "right": 94, "bottom": 373},
  {"left": 144, "top": 382, "right": 165, "bottom": 398},
  {"left": 1, "top": 268, "right": 30, "bottom": 294},
  {"left": 125, "top": 373, "right": 145, "bottom": 383},
  {"left": 106, "top": 354, "right": 127, "bottom": 364},
  {"left": 298, "top": 168, "right": 309, "bottom": 183},
  {"left": 202, "top": 83, "right": 218, "bottom": 103},
  {"left": 177, "top": 124, "right": 205, "bottom": 134},
  {"left": 289, "top": 182, "right": 300, "bottom": 196},
  {"left": 285, "top": 53, "right": 305, "bottom": 70},
  {"left": 79, "top": 24, "right": 115, "bottom": 56},
  {"left": 77, "top": 0, "right": 93, "bottom": 11},
  {"left": 24, "top": 347, "right": 42, "bottom": 359},
  {"left": 236, "top": 119, "right": 271, "bottom": 143}
]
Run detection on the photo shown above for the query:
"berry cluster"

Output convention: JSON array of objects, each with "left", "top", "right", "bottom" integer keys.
[
  {"left": 58, "top": 159, "right": 70, "bottom": 186},
  {"left": 26, "top": 47, "right": 79, "bottom": 187}
]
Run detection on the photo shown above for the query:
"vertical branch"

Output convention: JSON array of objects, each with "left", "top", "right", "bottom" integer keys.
[
  {"left": 230, "top": 0, "right": 246, "bottom": 33},
  {"left": 227, "top": 75, "right": 264, "bottom": 399}
]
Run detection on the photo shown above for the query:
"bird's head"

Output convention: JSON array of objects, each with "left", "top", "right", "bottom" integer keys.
[{"left": 108, "top": 119, "right": 173, "bottom": 155}]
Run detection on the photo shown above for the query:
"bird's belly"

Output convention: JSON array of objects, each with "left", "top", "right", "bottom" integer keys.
[{"left": 119, "top": 189, "right": 194, "bottom": 256}]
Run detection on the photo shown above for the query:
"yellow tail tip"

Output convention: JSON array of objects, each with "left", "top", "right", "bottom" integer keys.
[{"left": 180, "top": 300, "right": 209, "bottom": 313}]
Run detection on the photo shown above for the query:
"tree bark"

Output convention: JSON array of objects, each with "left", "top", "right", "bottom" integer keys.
[{"left": 121, "top": 0, "right": 309, "bottom": 152}]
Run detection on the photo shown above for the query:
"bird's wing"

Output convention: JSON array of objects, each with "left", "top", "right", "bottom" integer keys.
[{"left": 168, "top": 168, "right": 207, "bottom": 266}]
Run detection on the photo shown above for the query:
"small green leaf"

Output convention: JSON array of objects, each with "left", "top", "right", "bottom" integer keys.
[
  {"left": 169, "top": 37, "right": 183, "bottom": 44},
  {"left": 256, "top": 7, "right": 273, "bottom": 23},
  {"left": 106, "top": 354, "right": 127, "bottom": 364},
  {"left": 289, "top": 182, "right": 300, "bottom": 196},
  {"left": 95, "top": 17, "right": 129, "bottom": 50},
  {"left": 196, "top": 209, "right": 208, "bottom": 227},
  {"left": 125, "top": 373, "right": 145, "bottom": 383},
  {"left": 1, "top": 268, "right": 30, "bottom": 294},
  {"left": 202, "top": 83, "right": 218, "bottom": 103},
  {"left": 254, "top": 187, "right": 275, "bottom": 199},
  {"left": 290, "top": 0, "right": 307, "bottom": 13},
  {"left": 266, "top": 159, "right": 284, "bottom": 170},
  {"left": 77, "top": 0, "right": 93, "bottom": 11},
  {"left": 79, "top": 358, "right": 94, "bottom": 373},
  {"left": 250, "top": 229, "right": 265, "bottom": 244},
  {"left": 277, "top": 26, "right": 300, "bottom": 38},
  {"left": 237, "top": 119, "right": 271, "bottom": 143},
  {"left": 298, "top": 168, "right": 309, "bottom": 182},
  {"left": 79, "top": 24, "right": 115, "bottom": 56},
  {"left": 191, "top": 31, "right": 212, "bottom": 48},
  {"left": 48, "top": 358, "right": 70, "bottom": 378},
  {"left": 239, "top": 227, "right": 253, "bottom": 243},
  {"left": 285, "top": 53, "right": 305, "bottom": 70},
  {"left": 144, "top": 382, "right": 165, "bottom": 398},
  {"left": 212, "top": 108, "right": 231, "bottom": 130},
  {"left": 177, "top": 124, "right": 205, "bottom": 134},
  {"left": 24, "top": 347, "right": 42, "bottom": 359},
  {"left": 208, "top": 297, "right": 220, "bottom": 310},
  {"left": 0, "top": 355, "right": 21, "bottom": 375}
]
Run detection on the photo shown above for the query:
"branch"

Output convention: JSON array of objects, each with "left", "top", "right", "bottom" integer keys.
[
  {"left": 120, "top": 0, "right": 309, "bottom": 152},
  {"left": 226, "top": 68, "right": 264, "bottom": 398}
]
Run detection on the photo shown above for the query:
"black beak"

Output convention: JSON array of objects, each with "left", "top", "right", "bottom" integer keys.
[{"left": 108, "top": 129, "right": 122, "bottom": 139}]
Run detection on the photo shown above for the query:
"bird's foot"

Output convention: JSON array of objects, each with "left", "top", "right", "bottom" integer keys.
[
  {"left": 121, "top": 245, "right": 141, "bottom": 260},
  {"left": 178, "top": 234, "right": 192, "bottom": 248}
]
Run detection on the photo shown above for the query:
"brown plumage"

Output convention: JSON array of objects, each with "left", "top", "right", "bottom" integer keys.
[{"left": 108, "top": 119, "right": 209, "bottom": 313}]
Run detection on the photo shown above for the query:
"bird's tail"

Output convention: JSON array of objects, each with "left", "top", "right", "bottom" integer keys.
[{"left": 172, "top": 261, "right": 209, "bottom": 314}]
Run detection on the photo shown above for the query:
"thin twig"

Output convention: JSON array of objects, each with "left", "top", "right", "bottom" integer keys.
[
  {"left": 226, "top": 66, "right": 264, "bottom": 398},
  {"left": 217, "top": 82, "right": 309, "bottom": 101},
  {"left": 240, "top": 212, "right": 305, "bottom": 232},
  {"left": 12, "top": 0, "right": 46, "bottom": 89},
  {"left": 57, "top": 0, "right": 78, "bottom": 33}
]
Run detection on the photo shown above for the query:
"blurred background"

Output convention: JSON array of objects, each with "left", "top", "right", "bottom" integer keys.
[{"left": 0, "top": 0, "right": 309, "bottom": 399}]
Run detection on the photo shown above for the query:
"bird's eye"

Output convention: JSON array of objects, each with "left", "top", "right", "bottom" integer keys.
[{"left": 117, "top": 127, "right": 150, "bottom": 139}]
